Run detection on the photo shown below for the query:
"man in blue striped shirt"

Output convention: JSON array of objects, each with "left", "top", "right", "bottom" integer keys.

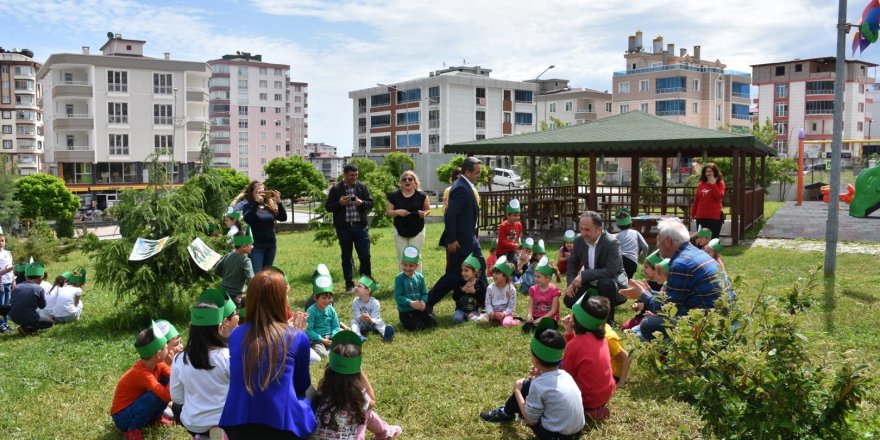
[{"left": 619, "top": 218, "right": 722, "bottom": 341}]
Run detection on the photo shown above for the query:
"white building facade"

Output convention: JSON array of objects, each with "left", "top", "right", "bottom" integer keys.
[{"left": 1, "top": 50, "right": 44, "bottom": 175}]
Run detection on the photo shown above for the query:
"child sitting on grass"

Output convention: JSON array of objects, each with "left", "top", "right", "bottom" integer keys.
[
  {"left": 53, "top": 268, "right": 86, "bottom": 323},
  {"left": 522, "top": 257, "right": 562, "bottom": 333},
  {"left": 486, "top": 239, "right": 498, "bottom": 277},
  {"left": 519, "top": 238, "right": 543, "bottom": 294},
  {"left": 110, "top": 321, "right": 175, "bottom": 440},
  {"left": 214, "top": 226, "right": 255, "bottom": 308},
  {"left": 393, "top": 246, "right": 436, "bottom": 331},
  {"left": 705, "top": 238, "right": 735, "bottom": 302},
  {"left": 452, "top": 255, "right": 487, "bottom": 324},
  {"left": 556, "top": 230, "right": 576, "bottom": 276},
  {"left": 350, "top": 275, "right": 395, "bottom": 341},
  {"left": 694, "top": 226, "right": 712, "bottom": 249},
  {"left": 155, "top": 318, "right": 183, "bottom": 358},
  {"left": 604, "top": 323, "right": 631, "bottom": 387},
  {"left": 307, "top": 274, "right": 341, "bottom": 357},
  {"left": 561, "top": 294, "right": 616, "bottom": 421},
  {"left": 479, "top": 318, "right": 585, "bottom": 439},
  {"left": 37, "top": 275, "right": 65, "bottom": 322},
  {"left": 622, "top": 251, "right": 666, "bottom": 330},
  {"left": 483, "top": 256, "right": 519, "bottom": 327},
  {"left": 8, "top": 262, "right": 53, "bottom": 335},
  {"left": 312, "top": 331, "right": 402, "bottom": 440},
  {"left": 516, "top": 237, "right": 534, "bottom": 281}
]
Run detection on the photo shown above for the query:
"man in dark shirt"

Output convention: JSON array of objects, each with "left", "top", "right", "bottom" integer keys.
[
  {"left": 8, "top": 262, "right": 53, "bottom": 335},
  {"left": 325, "top": 164, "right": 374, "bottom": 293}
]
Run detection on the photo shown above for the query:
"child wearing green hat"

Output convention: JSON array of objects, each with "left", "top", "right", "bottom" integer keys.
[
  {"left": 7, "top": 262, "right": 54, "bottom": 335},
  {"left": 307, "top": 274, "right": 342, "bottom": 357},
  {"left": 523, "top": 257, "right": 562, "bottom": 333},
  {"left": 561, "top": 294, "right": 616, "bottom": 421},
  {"left": 393, "top": 246, "right": 436, "bottom": 331},
  {"left": 313, "top": 331, "right": 403, "bottom": 439},
  {"left": 480, "top": 318, "right": 585, "bottom": 438},
  {"left": 496, "top": 199, "right": 523, "bottom": 264},
  {"left": 484, "top": 256, "right": 519, "bottom": 327},
  {"left": 110, "top": 322, "right": 174, "bottom": 439},
  {"left": 214, "top": 226, "right": 255, "bottom": 308},
  {"left": 693, "top": 226, "right": 712, "bottom": 249},
  {"left": 705, "top": 239, "right": 736, "bottom": 302},
  {"left": 52, "top": 268, "right": 87, "bottom": 323},
  {"left": 223, "top": 211, "right": 244, "bottom": 238},
  {"left": 518, "top": 238, "right": 544, "bottom": 295},
  {"left": 556, "top": 230, "right": 577, "bottom": 276},
  {"left": 614, "top": 208, "right": 648, "bottom": 280},
  {"left": 350, "top": 275, "right": 395, "bottom": 341},
  {"left": 451, "top": 255, "right": 487, "bottom": 324}
]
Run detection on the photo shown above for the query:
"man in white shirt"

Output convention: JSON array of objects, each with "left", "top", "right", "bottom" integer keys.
[{"left": 565, "top": 212, "right": 629, "bottom": 323}]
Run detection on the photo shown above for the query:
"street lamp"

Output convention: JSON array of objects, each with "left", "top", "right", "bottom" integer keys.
[{"left": 533, "top": 65, "right": 555, "bottom": 132}]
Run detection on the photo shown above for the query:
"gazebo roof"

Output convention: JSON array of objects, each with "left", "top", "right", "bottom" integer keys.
[{"left": 444, "top": 111, "right": 773, "bottom": 157}]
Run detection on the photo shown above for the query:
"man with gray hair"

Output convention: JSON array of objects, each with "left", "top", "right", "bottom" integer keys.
[
  {"left": 566, "top": 211, "right": 628, "bottom": 323},
  {"left": 619, "top": 218, "right": 722, "bottom": 341}
]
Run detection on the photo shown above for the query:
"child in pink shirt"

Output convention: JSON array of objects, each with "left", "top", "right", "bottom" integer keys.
[{"left": 522, "top": 257, "right": 561, "bottom": 333}]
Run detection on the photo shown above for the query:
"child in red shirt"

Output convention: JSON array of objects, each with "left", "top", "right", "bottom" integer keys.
[
  {"left": 111, "top": 322, "right": 174, "bottom": 439},
  {"left": 561, "top": 292, "right": 616, "bottom": 421},
  {"left": 486, "top": 239, "right": 498, "bottom": 277},
  {"left": 496, "top": 199, "right": 523, "bottom": 264},
  {"left": 556, "top": 230, "right": 576, "bottom": 275}
]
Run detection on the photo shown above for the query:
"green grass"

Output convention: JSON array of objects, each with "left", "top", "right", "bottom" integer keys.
[{"left": 1, "top": 219, "right": 878, "bottom": 439}]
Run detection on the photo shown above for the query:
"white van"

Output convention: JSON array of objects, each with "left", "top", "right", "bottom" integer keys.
[{"left": 492, "top": 168, "right": 523, "bottom": 188}]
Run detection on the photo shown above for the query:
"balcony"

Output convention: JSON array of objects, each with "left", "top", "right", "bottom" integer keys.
[
  {"left": 656, "top": 110, "right": 686, "bottom": 116},
  {"left": 17, "top": 157, "right": 38, "bottom": 167},
  {"left": 805, "top": 108, "right": 834, "bottom": 115},
  {"left": 575, "top": 110, "right": 598, "bottom": 122},
  {"left": 806, "top": 89, "right": 834, "bottom": 96},
  {"left": 53, "top": 82, "right": 93, "bottom": 98},
  {"left": 16, "top": 141, "right": 37, "bottom": 150},
  {"left": 54, "top": 114, "right": 94, "bottom": 130},
  {"left": 731, "top": 114, "right": 751, "bottom": 120},
  {"left": 357, "top": 126, "right": 367, "bottom": 134},
  {"left": 613, "top": 63, "right": 751, "bottom": 78},
  {"left": 731, "top": 91, "right": 750, "bottom": 98},
  {"left": 54, "top": 147, "right": 95, "bottom": 162},
  {"left": 428, "top": 120, "right": 440, "bottom": 129},
  {"left": 656, "top": 87, "right": 686, "bottom": 94},
  {"left": 187, "top": 88, "right": 209, "bottom": 102},
  {"left": 475, "top": 120, "right": 486, "bottom": 129}
]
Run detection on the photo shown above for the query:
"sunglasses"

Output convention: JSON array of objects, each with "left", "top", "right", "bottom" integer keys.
[{"left": 401, "top": 177, "right": 414, "bottom": 182}]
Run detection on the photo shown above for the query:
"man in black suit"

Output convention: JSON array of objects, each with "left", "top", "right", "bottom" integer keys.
[
  {"left": 427, "top": 157, "right": 487, "bottom": 314},
  {"left": 325, "top": 164, "right": 374, "bottom": 293},
  {"left": 565, "top": 211, "right": 628, "bottom": 323}
]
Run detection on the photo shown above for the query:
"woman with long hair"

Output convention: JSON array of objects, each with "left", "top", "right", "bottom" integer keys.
[
  {"left": 220, "top": 271, "right": 315, "bottom": 439},
  {"left": 386, "top": 170, "right": 430, "bottom": 270},
  {"left": 230, "top": 181, "right": 288, "bottom": 273},
  {"left": 690, "top": 163, "right": 726, "bottom": 239}
]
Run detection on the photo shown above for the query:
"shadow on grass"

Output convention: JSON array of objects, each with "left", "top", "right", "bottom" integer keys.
[
  {"left": 840, "top": 288, "right": 878, "bottom": 304},
  {"left": 823, "top": 275, "right": 836, "bottom": 334}
]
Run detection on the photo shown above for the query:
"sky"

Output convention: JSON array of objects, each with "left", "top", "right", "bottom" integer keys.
[{"left": 1, "top": 0, "right": 877, "bottom": 156}]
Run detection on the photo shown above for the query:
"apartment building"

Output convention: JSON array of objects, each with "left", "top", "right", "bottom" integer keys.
[
  {"left": 533, "top": 78, "right": 613, "bottom": 127},
  {"left": 38, "top": 34, "right": 210, "bottom": 207},
  {"left": 752, "top": 57, "right": 876, "bottom": 158},
  {"left": 305, "top": 142, "right": 336, "bottom": 156},
  {"left": 289, "top": 81, "right": 308, "bottom": 158},
  {"left": 207, "top": 53, "right": 297, "bottom": 179},
  {"left": 612, "top": 32, "right": 752, "bottom": 132},
  {"left": 349, "top": 65, "right": 539, "bottom": 154},
  {"left": 0, "top": 48, "right": 43, "bottom": 175}
]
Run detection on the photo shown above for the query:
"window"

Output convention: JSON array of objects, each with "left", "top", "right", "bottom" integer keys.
[
  {"left": 639, "top": 80, "right": 649, "bottom": 92},
  {"left": 238, "top": 79, "right": 248, "bottom": 89},
  {"left": 618, "top": 82, "right": 630, "bottom": 94},
  {"left": 514, "top": 90, "right": 533, "bottom": 103},
  {"left": 107, "top": 70, "right": 128, "bottom": 92},
  {"left": 260, "top": 106, "right": 267, "bottom": 113},
  {"left": 260, "top": 119, "right": 267, "bottom": 126},
  {"left": 606, "top": 103, "right": 612, "bottom": 112},
  {"left": 153, "top": 73, "right": 172, "bottom": 94},
  {"left": 775, "top": 140, "right": 786, "bottom": 153},
  {"left": 210, "top": 91, "right": 230, "bottom": 100},
  {"left": 859, "top": 83, "right": 866, "bottom": 93},
  {"left": 154, "top": 104, "right": 173, "bottom": 125},
  {"left": 61, "top": 163, "right": 92, "bottom": 184},
  {"left": 275, "top": 133, "right": 282, "bottom": 140},
  {"left": 259, "top": 67, "right": 267, "bottom": 75},
  {"left": 275, "top": 107, "right": 282, "bottom": 113},
  {"left": 775, "top": 122, "right": 787, "bottom": 135},
  {"left": 259, "top": 93, "right": 267, "bottom": 100},
  {"left": 619, "top": 104, "right": 629, "bottom": 113},
  {"left": 717, "top": 105, "right": 722, "bottom": 121},
  {"left": 274, "top": 68, "right": 282, "bottom": 76},
  {"left": 396, "top": 89, "right": 421, "bottom": 103},
  {"left": 731, "top": 82, "right": 750, "bottom": 98},
  {"left": 775, "top": 83, "right": 788, "bottom": 98},
  {"left": 565, "top": 101, "right": 572, "bottom": 112},
  {"left": 429, "top": 86, "right": 440, "bottom": 102},
  {"left": 371, "top": 93, "right": 390, "bottom": 107},
  {"left": 859, "top": 102, "right": 865, "bottom": 112},
  {"left": 805, "top": 101, "right": 834, "bottom": 114},
  {"left": 2, "top": 125, "right": 11, "bottom": 134},
  {"left": 260, "top": 132, "right": 268, "bottom": 140},
  {"left": 238, "top": 66, "right": 248, "bottom": 76},
  {"left": 731, "top": 103, "right": 750, "bottom": 120},
  {"left": 693, "top": 79, "right": 700, "bottom": 91},
  {"left": 811, "top": 122, "right": 818, "bottom": 131},
  {"left": 238, "top": 106, "right": 248, "bottom": 116},
  {"left": 2, "top": 140, "right": 11, "bottom": 149},
  {"left": 775, "top": 66, "right": 785, "bottom": 76},
  {"left": 795, "top": 64, "right": 803, "bottom": 72},
  {"left": 210, "top": 104, "right": 230, "bottom": 114},
  {"left": 397, "top": 111, "right": 419, "bottom": 125},
  {"left": 14, "top": 79, "right": 34, "bottom": 90},
  {"left": 1, "top": 111, "right": 10, "bottom": 119},
  {"left": 774, "top": 102, "right": 788, "bottom": 117},
  {"left": 274, "top": 120, "right": 281, "bottom": 126},
  {"left": 274, "top": 81, "right": 283, "bottom": 89},
  {"left": 805, "top": 81, "right": 834, "bottom": 95},
  {"left": 239, "top": 158, "right": 249, "bottom": 168},
  {"left": 259, "top": 80, "right": 268, "bottom": 88},
  {"left": 655, "top": 76, "right": 686, "bottom": 93},
  {"left": 370, "top": 136, "right": 391, "bottom": 148},
  {"left": 239, "top": 145, "right": 249, "bottom": 155},
  {"left": 371, "top": 114, "right": 391, "bottom": 128},
  {"left": 514, "top": 112, "right": 533, "bottom": 125},
  {"left": 294, "top": 107, "right": 302, "bottom": 113},
  {"left": 261, "top": 158, "right": 267, "bottom": 165},
  {"left": 858, "top": 121, "right": 864, "bottom": 131},
  {"left": 396, "top": 134, "right": 421, "bottom": 147},
  {"left": 260, "top": 145, "right": 267, "bottom": 152},
  {"left": 640, "top": 103, "right": 649, "bottom": 112},
  {"left": 109, "top": 134, "right": 129, "bottom": 155},
  {"left": 276, "top": 145, "right": 282, "bottom": 151},
  {"left": 154, "top": 135, "right": 173, "bottom": 153},
  {"left": 655, "top": 99, "right": 686, "bottom": 116},
  {"left": 294, "top": 96, "right": 302, "bottom": 103},
  {"left": 108, "top": 102, "right": 128, "bottom": 124},
  {"left": 239, "top": 120, "right": 248, "bottom": 128},
  {"left": 274, "top": 94, "right": 282, "bottom": 101},
  {"left": 549, "top": 103, "right": 556, "bottom": 113},
  {"left": 239, "top": 131, "right": 249, "bottom": 141},
  {"left": 693, "top": 102, "right": 699, "bottom": 114}
]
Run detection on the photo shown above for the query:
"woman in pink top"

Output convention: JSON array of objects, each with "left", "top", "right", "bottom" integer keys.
[{"left": 690, "top": 163, "right": 726, "bottom": 239}]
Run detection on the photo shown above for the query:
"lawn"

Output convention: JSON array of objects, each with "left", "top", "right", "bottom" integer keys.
[{"left": 1, "top": 221, "right": 878, "bottom": 439}]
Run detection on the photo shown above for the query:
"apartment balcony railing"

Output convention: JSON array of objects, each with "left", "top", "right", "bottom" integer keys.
[
  {"left": 731, "top": 92, "right": 750, "bottom": 98},
  {"left": 61, "top": 113, "right": 91, "bottom": 119},
  {"left": 109, "top": 116, "right": 129, "bottom": 124},
  {"left": 371, "top": 123, "right": 390, "bottom": 128},
  {"left": 656, "top": 110, "right": 686, "bottom": 116},
  {"left": 576, "top": 108, "right": 594, "bottom": 113},
  {"left": 613, "top": 63, "right": 751, "bottom": 78},
  {"left": 805, "top": 108, "right": 834, "bottom": 115},
  {"left": 358, "top": 106, "right": 366, "bottom": 114},
  {"left": 656, "top": 87, "right": 686, "bottom": 93},
  {"left": 64, "top": 145, "right": 92, "bottom": 151},
  {"left": 806, "top": 89, "right": 834, "bottom": 95},
  {"left": 62, "top": 80, "right": 91, "bottom": 86},
  {"left": 428, "top": 120, "right": 440, "bottom": 129},
  {"left": 731, "top": 114, "right": 751, "bottom": 120},
  {"left": 476, "top": 120, "right": 486, "bottom": 129}
]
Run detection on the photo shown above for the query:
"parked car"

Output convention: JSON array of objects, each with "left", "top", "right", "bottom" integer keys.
[{"left": 492, "top": 168, "right": 523, "bottom": 188}]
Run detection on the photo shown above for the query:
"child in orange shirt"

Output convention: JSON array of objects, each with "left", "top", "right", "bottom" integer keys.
[{"left": 110, "top": 321, "right": 175, "bottom": 439}]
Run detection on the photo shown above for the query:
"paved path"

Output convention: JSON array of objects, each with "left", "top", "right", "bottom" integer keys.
[
  {"left": 747, "top": 238, "right": 880, "bottom": 255},
  {"left": 758, "top": 201, "right": 880, "bottom": 243}
]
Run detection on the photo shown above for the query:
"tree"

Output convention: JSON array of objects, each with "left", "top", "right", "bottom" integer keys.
[
  {"left": 766, "top": 157, "right": 798, "bottom": 199},
  {"left": 264, "top": 156, "right": 326, "bottom": 201},
  {"left": 347, "top": 157, "right": 378, "bottom": 177},
  {"left": 538, "top": 115, "right": 566, "bottom": 132},
  {"left": 215, "top": 168, "right": 250, "bottom": 197},
  {"left": 751, "top": 117, "right": 778, "bottom": 146},
  {"left": 381, "top": 152, "right": 414, "bottom": 179},
  {"left": 14, "top": 173, "right": 81, "bottom": 221},
  {"left": 0, "top": 155, "right": 21, "bottom": 234},
  {"left": 436, "top": 155, "right": 491, "bottom": 185}
]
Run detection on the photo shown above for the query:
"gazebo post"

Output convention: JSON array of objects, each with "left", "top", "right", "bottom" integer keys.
[
  {"left": 731, "top": 150, "right": 740, "bottom": 245},
  {"left": 630, "top": 154, "right": 640, "bottom": 216},
  {"left": 589, "top": 153, "right": 597, "bottom": 211},
  {"left": 740, "top": 152, "right": 747, "bottom": 239},
  {"left": 573, "top": 156, "right": 580, "bottom": 215},
  {"left": 661, "top": 156, "right": 668, "bottom": 215},
  {"left": 530, "top": 155, "right": 537, "bottom": 230},
  {"left": 760, "top": 155, "right": 767, "bottom": 222}
]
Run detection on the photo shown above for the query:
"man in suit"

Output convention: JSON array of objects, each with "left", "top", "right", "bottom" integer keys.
[
  {"left": 427, "top": 157, "right": 487, "bottom": 314},
  {"left": 565, "top": 211, "right": 628, "bottom": 323},
  {"left": 325, "top": 164, "right": 374, "bottom": 293}
]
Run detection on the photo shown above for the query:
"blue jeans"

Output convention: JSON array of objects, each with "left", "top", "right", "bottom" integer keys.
[
  {"left": 250, "top": 244, "right": 277, "bottom": 274},
  {"left": 337, "top": 223, "right": 371, "bottom": 287},
  {"left": 452, "top": 309, "right": 477, "bottom": 324},
  {"left": 1, "top": 283, "right": 10, "bottom": 327},
  {"left": 111, "top": 390, "right": 167, "bottom": 431}
]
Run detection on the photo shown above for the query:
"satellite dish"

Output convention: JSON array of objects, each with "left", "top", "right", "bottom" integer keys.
[{"left": 107, "top": 31, "right": 114, "bottom": 39}]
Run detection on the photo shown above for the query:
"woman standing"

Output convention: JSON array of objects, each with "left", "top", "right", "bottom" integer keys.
[
  {"left": 386, "top": 170, "right": 431, "bottom": 269},
  {"left": 220, "top": 271, "right": 316, "bottom": 439},
  {"left": 231, "top": 181, "right": 288, "bottom": 272},
  {"left": 690, "top": 163, "right": 726, "bottom": 239}
]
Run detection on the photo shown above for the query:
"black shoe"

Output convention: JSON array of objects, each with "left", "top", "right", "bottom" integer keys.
[{"left": 480, "top": 406, "right": 514, "bottom": 423}]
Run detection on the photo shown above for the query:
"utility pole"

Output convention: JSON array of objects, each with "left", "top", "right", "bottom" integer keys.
[{"left": 825, "top": 0, "right": 847, "bottom": 276}]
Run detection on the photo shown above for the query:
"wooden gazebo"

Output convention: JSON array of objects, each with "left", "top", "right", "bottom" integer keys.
[{"left": 444, "top": 111, "right": 773, "bottom": 245}]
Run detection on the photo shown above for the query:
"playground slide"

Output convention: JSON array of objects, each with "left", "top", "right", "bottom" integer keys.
[{"left": 850, "top": 161, "right": 880, "bottom": 218}]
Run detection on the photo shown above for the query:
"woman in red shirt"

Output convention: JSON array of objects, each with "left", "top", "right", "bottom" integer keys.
[{"left": 690, "top": 163, "right": 726, "bottom": 239}]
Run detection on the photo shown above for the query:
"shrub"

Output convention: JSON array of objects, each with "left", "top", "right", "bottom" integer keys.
[
  {"left": 637, "top": 270, "right": 871, "bottom": 439},
  {"left": 7, "top": 219, "right": 60, "bottom": 263},
  {"left": 55, "top": 214, "right": 75, "bottom": 239}
]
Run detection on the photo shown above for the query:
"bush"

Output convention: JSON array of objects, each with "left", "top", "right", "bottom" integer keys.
[
  {"left": 637, "top": 270, "right": 872, "bottom": 439},
  {"left": 7, "top": 219, "right": 60, "bottom": 263},
  {"left": 55, "top": 214, "right": 74, "bottom": 239}
]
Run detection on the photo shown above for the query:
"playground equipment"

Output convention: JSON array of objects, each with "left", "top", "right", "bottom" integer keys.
[
  {"left": 821, "top": 183, "right": 855, "bottom": 205},
  {"left": 849, "top": 161, "right": 880, "bottom": 218}
]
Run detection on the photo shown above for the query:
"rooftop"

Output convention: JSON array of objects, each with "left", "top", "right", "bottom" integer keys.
[{"left": 614, "top": 63, "right": 751, "bottom": 78}]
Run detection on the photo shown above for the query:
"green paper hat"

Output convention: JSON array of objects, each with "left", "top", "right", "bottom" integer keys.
[
  {"left": 312, "top": 264, "right": 331, "bottom": 283},
  {"left": 563, "top": 230, "right": 576, "bottom": 242},
  {"left": 154, "top": 319, "right": 179, "bottom": 341},
  {"left": 358, "top": 275, "right": 379, "bottom": 293},
  {"left": 493, "top": 255, "right": 513, "bottom": 277},
  {"left": 61, "top": 271, "right": 76, "bottom": 283},
  {"left": 533, "top": 239, "right": 545, "bottom": 254},
  {"left": 572, "top": 293, "right": 605, "bottom": 331},
  {"left": 207, "top": 223, "right": 219, "bottom": 233},
  {"left": 657, "top": 258, "right": 671, "bottom": 273},
  {"left": 135, "top": 321, "right": 168, "bottom": 359},
  {"left": 24, "top": 261, "right": 45, "bottom": 278},
  {"left": 67, "top": 267, "right": 86, "bottom": 284},
  {"left": 506, "top": 198, "right": 521, "bottom": 214},
  {"left": 313, "top": 274, "right": 334, "bottom": 295},
  {"left": 463, "top": 254, "right": 482, "bottom": 271},
  {"left": 190, "top": 303, "right": 226, "bottom": 327},
  {"left": 232, "top": 225, "right": 254, "bottom": 247},
  {"left": 645, "top": 250, "right": 662, "bottom": 268},
  {"left": 535, "top": 256, "right": 555, "bottom": 277},
  {"left": 198, "top": 288, "right": 236, "bottom": 318},
  {"left": 224, "top": 211, "right": 241, "bottom": 221},
  {"left": 14, "top": 263, "right": 27, "bottom": 273},
  {"left": 401, "top": 245, "right": 420, "bottom": 263},
  {"left": 708, "top": 238, "right": 722, "bottom": 253},
  {"left": 530, "top": 318, "right": 564, "bottom": 363},
  {"left": 696, "top": 226, "right": 712, "bottom": 239},
  {"left": 522, "top": 237, "right": 534, "bottom": 250},
  {"left": 328, "top": 330, "right": 363, "bottom": 375},
  {"left": 616, "top": 208, "right": 632, "bottom": 226}
]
